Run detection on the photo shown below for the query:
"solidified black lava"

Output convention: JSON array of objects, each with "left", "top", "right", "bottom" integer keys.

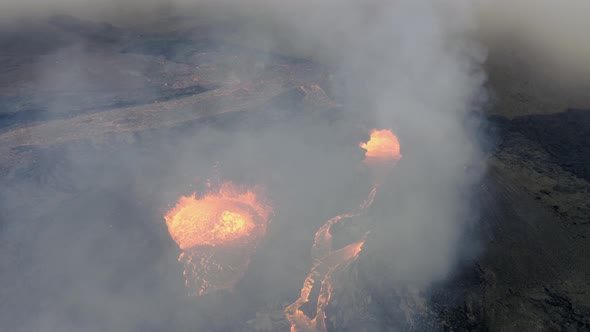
[{"left": 509, "top": 109, "right": 590, "bottom": 182}]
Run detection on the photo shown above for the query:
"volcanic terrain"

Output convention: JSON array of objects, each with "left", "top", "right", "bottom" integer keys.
[{"left": 1, "top": 15, "right": 589, "bottom": 332}]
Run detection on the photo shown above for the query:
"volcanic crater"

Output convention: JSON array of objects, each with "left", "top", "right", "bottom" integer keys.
[{"left": 1, "top": 14, "right": 589, "bottom": 332}]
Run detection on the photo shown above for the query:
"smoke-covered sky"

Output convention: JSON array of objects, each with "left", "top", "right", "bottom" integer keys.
[{"left": 1, "top": 0, "right": 587, "bottom": 331}]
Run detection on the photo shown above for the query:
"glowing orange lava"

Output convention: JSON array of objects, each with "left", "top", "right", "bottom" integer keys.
[
  {"left": 165, "top": 182, "right": 272, "bottom": 295},
  {"left": 286, "top": 128, "right": 402, "bottom": 331},
  {"left": 285, "top": 187, "right": 377, "bottom": 332},
  {"left": 360, "top": 129, "right": 402, "bottom": 163}
]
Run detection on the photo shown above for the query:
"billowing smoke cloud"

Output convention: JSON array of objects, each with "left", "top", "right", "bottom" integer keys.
[
  {"left": 478, "top": 0, "right": 590, "bottom": 80},
  {"left": 0, "top": 0, "right": 161, "bottom": 23},
  {"left": 4, "top": 0, "right": 590, "bottom": 78},
  {"left": 178, "top": 0, "right": 489, "bottom": 284},
  {"left": 4, "top": 0, "right": 584, "bottom": 331}
]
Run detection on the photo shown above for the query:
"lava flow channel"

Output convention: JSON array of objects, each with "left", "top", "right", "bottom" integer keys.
[
  {"left": 165, "top": 182, "right": 272, "bottom": 296},
  {"left": 285, "top": 128, "right": 401, "bottom": 332},
  {"left": 284, "top": 187, "right": 376, "bottom": 332}
]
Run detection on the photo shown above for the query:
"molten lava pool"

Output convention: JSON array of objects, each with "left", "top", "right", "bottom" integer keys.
[
  {"left": 360, "top": 128, "right": 402, "bottom": 164},
  {"left": 165, "top": 182, "right": 272, "bottom": 295}
]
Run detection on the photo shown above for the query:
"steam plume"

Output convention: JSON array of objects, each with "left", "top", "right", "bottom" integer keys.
[{"left": 5, "top": 0, "right": 586, "bottom": 331}]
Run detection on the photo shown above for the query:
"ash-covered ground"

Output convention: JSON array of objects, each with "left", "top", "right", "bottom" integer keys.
[{"left": 1, "top": 14, "right": 590, "bottom": 332}]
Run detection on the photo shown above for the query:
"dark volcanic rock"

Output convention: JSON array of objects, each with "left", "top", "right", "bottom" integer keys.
[
  {"left": 510, "top": 109, "right": 590, "bottom": 182},
  {"left": 328, "top": 110, "right": 590, "bottom": 331},
  {"left": 0, "top": 15, "right": 126, "bottom": 56}
]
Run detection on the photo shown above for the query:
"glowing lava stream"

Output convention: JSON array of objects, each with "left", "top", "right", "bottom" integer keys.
[
  {"left": 284, "top": 187, "right": 376, "bottom": 332},
  {"left": 285, "top": 128, "right": 401, "bottom": 332},
  {"left": 164, "top": 182, "right": 272, "bottom": 296}
]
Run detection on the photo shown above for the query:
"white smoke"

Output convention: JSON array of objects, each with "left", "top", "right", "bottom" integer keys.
[
  {"left": 478, "top": 0, "right": 590, "bottom": 80},
  {"left": 4, "top": 0, "right": 588, "bottom": 330},
  {"left": 1, "top": 0, "right": 487, "bottom": 314},
  {"left": 201, "top": 0, "right": 489, "bottom": 283},
  {"left": 5, "top": 0, "right": 588, "bottom": 80}
]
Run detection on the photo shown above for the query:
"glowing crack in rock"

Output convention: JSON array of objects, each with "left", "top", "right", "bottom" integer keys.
[
  {"left": 165, "top": 182, "right": 272, "bottom": 296},
  {"left": 286, "top": 128, "right": 402, "bottom": 332}
]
